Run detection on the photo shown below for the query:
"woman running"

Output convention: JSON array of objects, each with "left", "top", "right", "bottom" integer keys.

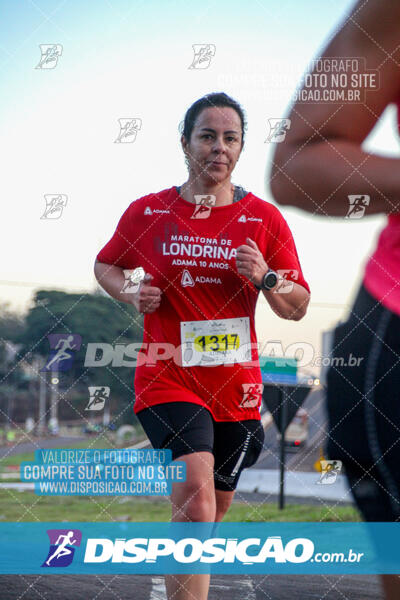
[
  {"left": 95, "top": 92, "right": 310, "bottom": 600},
  {"left": 271, "top": 2, "right": 400, "bottom": 598}
]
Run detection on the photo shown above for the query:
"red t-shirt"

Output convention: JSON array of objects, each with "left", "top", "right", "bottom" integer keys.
[
  {"left": 96, "top": 186, "right": 310, "bottom": 421},
  {"left": 363, "top": 100, "right": 400, "bottom": 316}
]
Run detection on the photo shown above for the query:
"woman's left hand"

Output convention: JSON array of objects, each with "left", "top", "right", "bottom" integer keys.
[{"left": 235, "top": 237, "right": 269, "bottom": 287}]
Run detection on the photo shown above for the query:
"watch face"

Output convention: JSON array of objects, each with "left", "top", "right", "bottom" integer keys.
[{"left": 263, "top": 271, "right": 278, "bottom": 289}]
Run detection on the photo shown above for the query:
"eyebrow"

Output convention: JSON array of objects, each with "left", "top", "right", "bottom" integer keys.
[{"left": 199, "top": 127, "right": 240, "bottom": 134}]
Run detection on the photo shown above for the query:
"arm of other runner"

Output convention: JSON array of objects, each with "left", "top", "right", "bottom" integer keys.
[{"left": 270, "top": 0, "right": 400, "bottom": 216}]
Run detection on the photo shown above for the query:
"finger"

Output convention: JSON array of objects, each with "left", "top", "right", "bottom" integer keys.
[
  {"left": 142, "top": 302, "right": 160, "bottom": 313},
  {"left": 237, "top": 246, "right": 257, "bottom": 257},
  {"left": 236, "top": 260, "right": 252, "bottom": 270},
  {"left": 236, "top": 264, "right": 252, "bottom": 275},
  {"left": 142, "top": 288, "right": 162, "bottom": 298},
  {"left": 246, "top": 237, "right": 259, "bottom": 249},
  {"left": 141, "top": 273, "right": 153, "bottom": 285}
]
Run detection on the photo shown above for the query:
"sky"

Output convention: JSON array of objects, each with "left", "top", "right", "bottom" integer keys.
[{"left": 1, "top": 0, "right": 399, "bottom": 375}]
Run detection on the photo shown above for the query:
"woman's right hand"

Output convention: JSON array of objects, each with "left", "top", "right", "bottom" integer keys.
[{"left": 130, "top": 273, "right": 162, "bottom": 314}]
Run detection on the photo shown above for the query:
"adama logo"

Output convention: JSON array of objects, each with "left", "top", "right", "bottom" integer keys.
[
  {"left": 181, "top": 269, "right": 195, "bottom": 287},
  {"left": 42, "top": 529, "right": 82, "bottom": 568},
  {"left": 237, "top": 215, "right": 262, "bottom": 223},
  {"left": 144, "top": 206, "right": 170, "bottom": 215}
]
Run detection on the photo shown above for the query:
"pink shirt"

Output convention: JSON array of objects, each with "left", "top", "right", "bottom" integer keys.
[{"left": 363, "top": 103, "right": 400, "bottom": 316}]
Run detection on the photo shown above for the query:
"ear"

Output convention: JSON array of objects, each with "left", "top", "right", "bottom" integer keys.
[{"left": 181, "top": 134, "right": 188, "bottom": 153}]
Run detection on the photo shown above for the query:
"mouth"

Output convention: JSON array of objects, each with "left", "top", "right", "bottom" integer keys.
[{"left": 208, "top": 161, "right": 228, "bottom": 166}]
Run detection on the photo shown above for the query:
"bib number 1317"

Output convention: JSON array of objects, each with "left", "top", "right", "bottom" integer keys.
[{"left": 195, "top": 334, "right": 239, "bottom": 352}]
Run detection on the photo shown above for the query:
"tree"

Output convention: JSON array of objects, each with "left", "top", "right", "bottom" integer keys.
[{"left": 15, "top": 290, "right": 144, "bottom": 425}]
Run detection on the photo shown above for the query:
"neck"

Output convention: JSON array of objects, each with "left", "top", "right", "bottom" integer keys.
[{"left": 180, "top": 180, "right": 234, "bottom": 207}]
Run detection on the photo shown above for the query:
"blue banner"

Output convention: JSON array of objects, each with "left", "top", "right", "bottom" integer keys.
[
  {"left": 19, "top": 449, "right": 186, "bottom": 496},
  {"left": 0, "top": 522, "right": 399, "bottom": 574}
]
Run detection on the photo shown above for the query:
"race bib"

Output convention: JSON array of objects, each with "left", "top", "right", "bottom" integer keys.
[{"left": 180, "top": 317, "right": 251, "bottom": 367}]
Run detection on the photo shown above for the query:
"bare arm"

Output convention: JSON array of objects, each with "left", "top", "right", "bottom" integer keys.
[
  {"left": 262, "top": 280, "right": 310, "bottom": 321},
  {"left": 270, "top": 0, "right": 400, "bottom": 216},
  {"left": 94, "top": 260, "right": 162, "bottom": 313},
  {"left": 94, "top": 261, "right": 131, "bottom": 304}
]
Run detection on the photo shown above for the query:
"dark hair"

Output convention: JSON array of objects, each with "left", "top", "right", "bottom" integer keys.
[{"left": 181, "top": 92, "right": 247, "bottom": 145}]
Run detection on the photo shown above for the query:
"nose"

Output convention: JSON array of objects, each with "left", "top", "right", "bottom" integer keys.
[{"left": 211, "top": 135, "right": 226, "bottom": 153}]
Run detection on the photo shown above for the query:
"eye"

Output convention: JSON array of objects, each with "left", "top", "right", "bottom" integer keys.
[{"left": 201, "top": 134, "right": 213, "bottom": 140}]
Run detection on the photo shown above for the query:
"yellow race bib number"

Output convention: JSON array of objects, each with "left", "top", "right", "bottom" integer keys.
[{"left": 194, "top": 334, "right": 239, "bottom": 352}]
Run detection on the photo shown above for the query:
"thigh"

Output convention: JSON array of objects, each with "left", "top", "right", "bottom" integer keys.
[
  {"left": 213, "top": 420, "right": 265, "bottom": 491},
  {"left": 136, "top": 401, "right": 214, "bottom": 460}
]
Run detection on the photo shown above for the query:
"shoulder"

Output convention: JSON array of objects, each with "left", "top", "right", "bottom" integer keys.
[
  {"left": 125, "top": 187, "right": 173, "bottom": 212},
  {"left": 245, "top": 192, "right": 286, "bottom": 223}
]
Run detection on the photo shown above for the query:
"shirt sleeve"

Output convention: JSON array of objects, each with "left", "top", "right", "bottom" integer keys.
[
  {"left": 96, "top": 204, "right": 138, "bottom": 269},
  {"left": 265, "top": 207, "right": 310, "bottom": 293}
]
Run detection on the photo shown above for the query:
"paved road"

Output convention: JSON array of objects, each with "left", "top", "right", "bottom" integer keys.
[
  {"left": 0, "top": 437, "right": 87, "bottom": 459},
  {"left": 256, "top": 388, "right": 327, "bottom": 473},
  {"left": 0, "top": 573, "right": 383, "bottom": 599}
]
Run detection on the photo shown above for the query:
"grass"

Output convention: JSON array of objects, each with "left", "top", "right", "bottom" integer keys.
[
  {"left": 0, "top": 489, "right": 361, "bottom": 522},
  {"left": 0, "top": 447, "right": 361, "bottom": 523}
]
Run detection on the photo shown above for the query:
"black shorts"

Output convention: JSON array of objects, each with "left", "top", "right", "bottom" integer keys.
[
  {"left": 326, "top": 284, "right": 400, "bottom": 521},
  {"left": 136, "top": 402, "right": 264, "bottom": 491}
]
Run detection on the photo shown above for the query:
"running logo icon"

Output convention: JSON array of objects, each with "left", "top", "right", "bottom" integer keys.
[
  {"left": 121, "top": 267, "right": 145, "bottom": 293},
  {"left": 188, "top": 44, "right": 216, "bottom": 69},
  {"left": 40, "top": 194, "right": 68, "bottom": 220},
  {"left": 240, "top": 384, "right": 264, "bottom": 408},
  {"left": 35, "top": 44, "right": 63, "bottom": 69},
  {"left": 41, "top": 334, "right": 82, "bottom": 372},
  {"left": 346, "top": 195, "right": 370, "bottom": 219},
  {"left": 317, "top": 460, "right": 342, "bottom": 485},
  {"left": 114, "top": 118, "right": 142, "bottom": 143},
  {"left": 86, "top": 386, "right": 110, "bottom": 411},
  {"left": 275, "top": 269, "right": 299, "bottom": 294},
  {"left": 42, "top": 529, "right": 82, "bottom": 567},
  {"left": 191, "top": 195, "right": 216, "bottom": 219},
  {"left": 265, "top": 119, "right": 291, "bottom": 143}
]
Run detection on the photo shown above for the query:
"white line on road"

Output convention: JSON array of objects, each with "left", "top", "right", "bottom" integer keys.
[{"left": 212, "top": 577, "right": 256, "bottom": 599}]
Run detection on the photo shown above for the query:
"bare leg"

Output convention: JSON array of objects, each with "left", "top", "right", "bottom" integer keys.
[
  {"left": 215, "top": 489, "right": 235, "bottom": 522},
  {"left": 381, "top": 575, "right": 400, "bottom": 600},
  {"left": 165, "top": 452, "right": 216, "bottom": 600}
]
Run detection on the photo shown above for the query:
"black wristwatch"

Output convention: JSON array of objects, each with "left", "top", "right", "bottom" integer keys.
[{"left": 254, "top": 269, "right": 279, "bottom": 291}]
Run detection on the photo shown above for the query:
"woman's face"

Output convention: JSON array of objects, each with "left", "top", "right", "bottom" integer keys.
[{"left": 181, "top": 106, "right": 243, "bottom": 186}]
